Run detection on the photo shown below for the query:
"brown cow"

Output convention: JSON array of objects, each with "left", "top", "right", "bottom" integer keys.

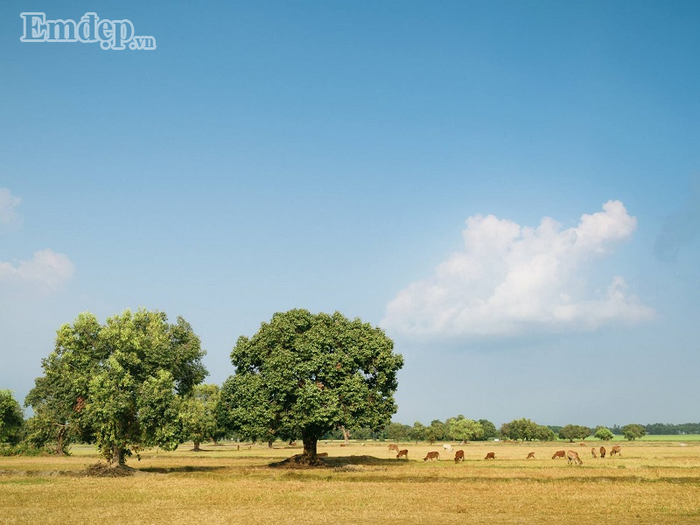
[
  {"left": 526, "top": 452, "right": 535, "bottom": 459},
  {"left": 317, "top": 452, "right": 328, "bottom": 457},
  {"left": 610, "top": 445, "right": 621, "bottom": 456},
  {"left": 567, "top": 450, "right": 583, "bottom": 465},
  {"left": 396, "top": 449, "right": 408, "bottom": 459},
  {"left": 591, "top": 447, "right": 598, "bottom": 458},
  {"left": 424, "top": 451, "right": 440, "bottom": 461},
  {"left": 600, "top": 446, "right": 606, "bottom": 458},
  {"left": 454, "top": 450, "right": 465, "bottom": 463},
  {"left": 388, "top": 444, "right": 400, "bottom": 453},
  {"left": 484, "top": 452, "right": 496, "bottom": 460},
  {"left": 552, "top": 450, "right": 566, "bottom": 459}
]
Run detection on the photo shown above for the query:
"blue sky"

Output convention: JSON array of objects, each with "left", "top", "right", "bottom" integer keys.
[{"left": 1, "top": 1, "right": 699, "bottom": 428}]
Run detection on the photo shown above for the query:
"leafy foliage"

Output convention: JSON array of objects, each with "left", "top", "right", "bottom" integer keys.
[
  {"left": 645, "top": 422, "right": 700, "bottom": 435},
  {"left": 0, "top": 390, "right": 24, "bottom": 445},
  {"left": 558, "top": 424, "right": 592, "bottom": 442},
  {"left": 477, "top": 419, "right": 499, "bottom": 441},
  {"left": 180, "top": 384, "right": 222, "bottom": 450},
  {"left": 594, "top": 426, "right": 615, "bottom": 441},
  {"left": 445, "top": 416, "right": 484, "bottom": 442},
  {"left": 220, "top": 309, "right": 403, "bottom": 456},
  {"left": 500, "top": 418, "right": 555, "bottom": 441},
  {"left": 26, "top": 309, "right": 207, "bottom": 465},
  {"left": 622, "top": 423, "right": 647, "bottom": 441},
  {"left": 426, "top": 420, "right": 447, "bottom": 443}
]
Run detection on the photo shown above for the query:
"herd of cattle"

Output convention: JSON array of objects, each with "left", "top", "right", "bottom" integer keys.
[{"left": 387, "top": 443, "right": 622, "bottom": 464}]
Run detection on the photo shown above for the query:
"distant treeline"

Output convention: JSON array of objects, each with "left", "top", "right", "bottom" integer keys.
[
  {"left": 639, "top": 423, "right": 700, "bottom": 435},
  {"left": 321, "top": 419, "right": 700, "bottom": 442}
]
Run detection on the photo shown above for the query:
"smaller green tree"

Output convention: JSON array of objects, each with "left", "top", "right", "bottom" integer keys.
[
  {"left": 622, "top": 424, "right": 646, "bottom": 441},
  {"left": 385, "top": 422, "right": 411, "bottom": 442},
  {"left": 594, "top": 426, "right": 614, "bottom": 441},
  {"left": 558, "top": 424, "right": 591, "bottom": 442},
  {"left": 446, "top": 416, "right": 484, "bottom": 442},
  {"left": 502, "top": 418, "right": 540, "bottom": 441},
  {"left": 0, "top": 390, "right": 24, "bottom": 445},
  {"left": 426, "top": 420, "right": 447, "bottom": 444},
  {"left": 180, "top": 384, "right": 221, "bottom": 451},
  {"left": 534, "top": 425, "right": 556, "bottom": 441},
  {"left": 477, "top": 419, "right": 498, "bottom": 441},
  {"left": 409, "top": 421, "right": 427, "bottom": 442}
]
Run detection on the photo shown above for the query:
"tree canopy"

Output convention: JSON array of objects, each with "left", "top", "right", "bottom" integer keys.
[
  {"left": 26, "top": 309, "right": 207, "bottom": 465},
  {"left": 559, "top": 424, "right": 591, "bottom": 442},
  {"left": 445, "top": 416, "right": 484, "bottom": 442},
  {"left": 0, "top": 390, "right": 24, "bottom": 445},
  {"left": 180, "top": 384, "right": 222, "bottom": 451},
  {"left": 594, "top": 426, "right": 615, "bottom": 441},
  {"left": 500, "top": 418, "right": 555, "bottom": 441},
  {"left": 219, "top": 309, "right": 403, "bottom": 458},
  {"left": 622, "top": 423, "right": 646, "bottom": 441}
]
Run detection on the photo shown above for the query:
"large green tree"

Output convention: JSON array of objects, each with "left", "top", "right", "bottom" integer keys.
[
  {"left": 26, "top": 309, "right": 207, "bottom": 466},
  {"left": 220, "top": 309, "right": 403, "bottom": 459},
  {"left": 24, "top": 312, "right": 102, "bottom": 454},
  {"left": 0, "top": 390, "right": 24, "bottom": 445}
]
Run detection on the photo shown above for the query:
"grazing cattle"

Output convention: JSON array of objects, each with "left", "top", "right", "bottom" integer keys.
[
  {"left": 423, "top": 451, "right": 440, "bottom": 461},
  {"left": 552, "top": 450, "right": 566, "bottom": 459},
  {"left": 442, "top": 444, "right": 453, "bottom": 452},
  {"left": 526, "top": 452, "right": 535, "bottom": 459},
  {"left": 484, "top": 452, "right": 496, "bottom": 460},
  {"left": 396, "top": 449, "right": 408, "bottom": 459},
  {"left": 600, "top": 446, "right": 606, "bottom": 458},
  {"left": 591, "top": 447, "right": 598, "bottom": 458},
  {"left": 610, "top": 445, "right": 621, "bottom": 457},
  {"left": 567, "top": 450, "right": 583, "bottom": 465},
  {"left": 317, "top": 452, "right": 328, "bottom": 457},
  {"left": 454, "top": 450, "right": 465, "bottom": 463},
  {"left": 388, "top": 444, "right": 400, "bottom": 453}
]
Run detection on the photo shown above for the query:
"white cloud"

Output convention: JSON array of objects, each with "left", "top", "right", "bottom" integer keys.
[
  {"left": 0, "top": 249, "right": 75, "bottom": 292},
  {"left": 0, "top": 188, "right": 22, "bottom": 232},
  {"left": 382, "top": 200, "right": 654, "bottom": 339}
]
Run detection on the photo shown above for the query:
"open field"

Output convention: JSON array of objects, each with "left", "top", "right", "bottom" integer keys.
[{"left": 2, "top": 440, "right": 700, "bottom": 524}]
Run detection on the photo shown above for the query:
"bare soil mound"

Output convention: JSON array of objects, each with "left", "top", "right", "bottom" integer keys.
[
  {"left": 82, "top": 463, "right": 137, "bottom": 477},
  {"left": 269, "top": 454, "right": 327, "bottom": 468},
  {"left": 269, "top": 454, "right": 387, "bottom": 469}
]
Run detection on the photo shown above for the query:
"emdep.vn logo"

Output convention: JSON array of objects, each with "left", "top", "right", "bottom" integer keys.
[{"left": 20, "top": 12, "right": 156, "bottom": 50}]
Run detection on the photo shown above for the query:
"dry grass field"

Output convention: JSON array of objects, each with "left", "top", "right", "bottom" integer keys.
[{"left": 2, "top": 440, "right": 700, "bottom": 524}]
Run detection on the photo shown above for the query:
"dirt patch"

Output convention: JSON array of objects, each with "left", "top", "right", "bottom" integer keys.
[
  {"left": 269, "top": 454, "right": 392, "bottom": 469},
  {"left": 81, "top": 463, "right": 138, "bottom": 477},
  {"left": 269, "top": 454, "right": 327, "bottom": 468}
]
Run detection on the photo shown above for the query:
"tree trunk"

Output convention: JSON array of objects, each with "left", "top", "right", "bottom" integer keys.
[
  {"left": 267, "top": 439, "right": 274, "bottom": 448},
  {"left": 55, "top": 425, "right": 66, "bottom": 456},
  {"left": 302, "top": 435, "right": 317, "bottom": 458},
  {"left": 340, "top": 426, "right": 350, "bottom": 444},
  {"left": 193, "top": 440, "right": 201, "bottom": 451},
  {"left": 110, "top": 446, "right": 126, "bottom": 467}
]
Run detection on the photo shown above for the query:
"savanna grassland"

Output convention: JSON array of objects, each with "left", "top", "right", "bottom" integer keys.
[{"left": 2, "top": 440, "right": 700, "bottom": 524}]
